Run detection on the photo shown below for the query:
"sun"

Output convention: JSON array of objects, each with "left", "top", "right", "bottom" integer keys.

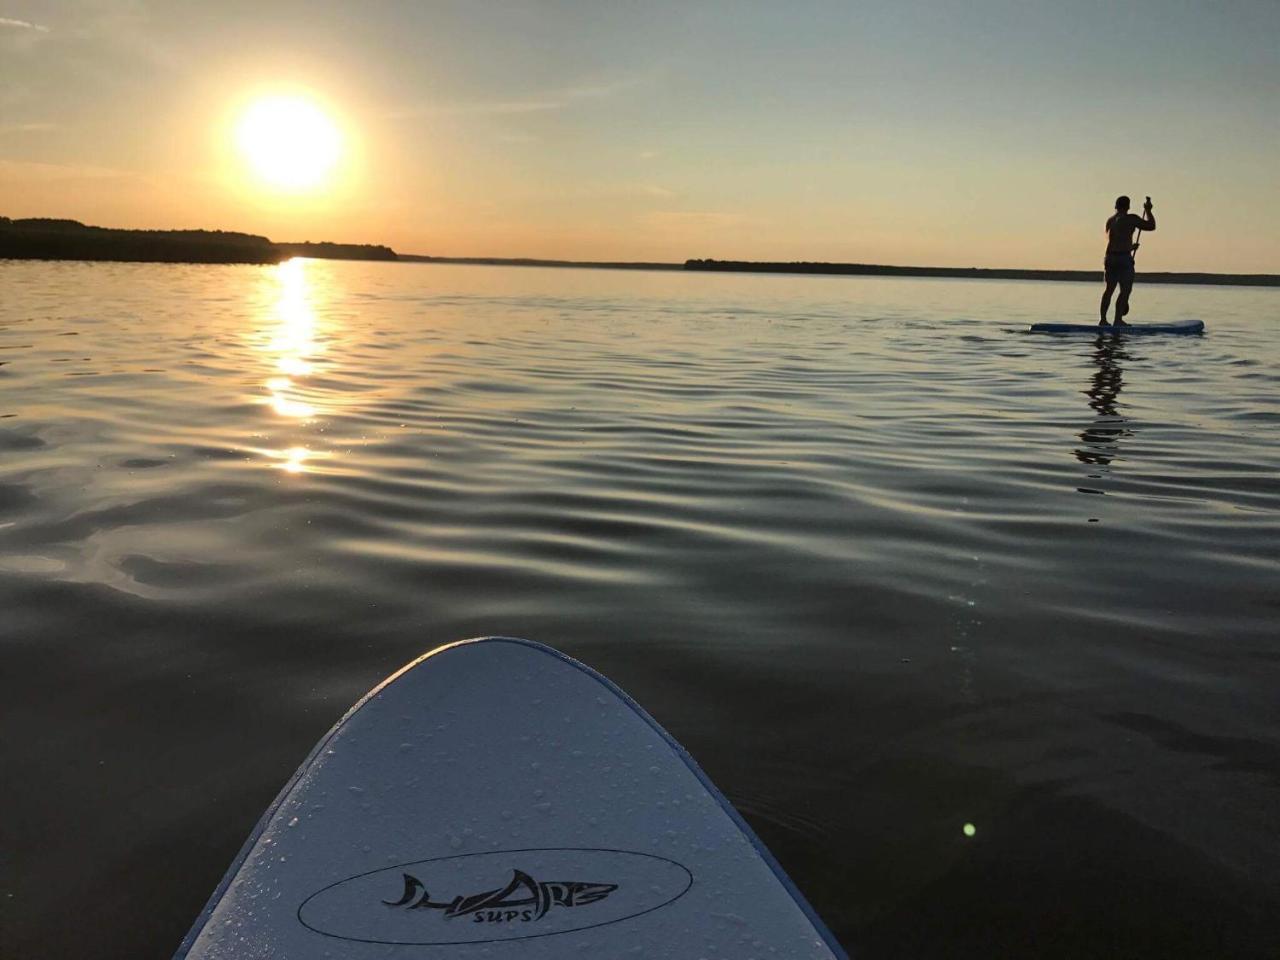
[{"left": 236, "top": 96, "right": 342, "bottom": 192}]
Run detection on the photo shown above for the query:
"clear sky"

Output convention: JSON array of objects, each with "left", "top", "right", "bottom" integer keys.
[{"left": 2, "top": 1, "right": 1277, "bottom": 270}]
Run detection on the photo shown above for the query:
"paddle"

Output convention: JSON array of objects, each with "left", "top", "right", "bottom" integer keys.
[{"left": 1132, "top": 195, "right": 1151, "bottom": 260}]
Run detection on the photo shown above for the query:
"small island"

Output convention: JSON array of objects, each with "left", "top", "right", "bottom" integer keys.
[{"left": 0, "top": 217, "right": 397, "bottom": 265}]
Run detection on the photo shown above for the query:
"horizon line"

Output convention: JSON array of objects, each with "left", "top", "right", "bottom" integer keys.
[{"left": 398, "top": 253, "right": 1280, "bottom": 286}]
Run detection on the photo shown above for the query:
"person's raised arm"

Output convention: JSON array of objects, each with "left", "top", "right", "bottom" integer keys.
[{"left": 1140, "top": 196, "right": 1156, "bottom": 231}]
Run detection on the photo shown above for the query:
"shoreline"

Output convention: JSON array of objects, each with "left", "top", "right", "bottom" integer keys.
[
  {"left": 397, "top": 254, "right": 684, "bottom": 272},
  {"left": 0, "top": 218, "right": 395, "bottom": 266},
  {"left": 3, "top": 219, "right": 1275, "bottom": 286},
  {"left": 681, "top": 259, "right": 1280, "bottom": 287},
  {"left": 396, "top": 255, "right": 1280, "bottom": 287}
]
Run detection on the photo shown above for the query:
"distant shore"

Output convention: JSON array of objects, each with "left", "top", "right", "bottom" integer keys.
[
  {"left": 401, "top": 254, "right": 1279, "bottom": 287},
  {"left": 4, "top": 216, "right": 1276, "bottom": 286},
  {"left": 397, "top": 254, "right": 683, "bottom": 271},
  {"left": 0, "top": 218, "right": 395, "bottom": 265},
  {"left": 683, "top": 259, "right": 1280, "bottom": 287},
  {"left": 402, "top": 255, "right": 1280, "bottom": 286}
]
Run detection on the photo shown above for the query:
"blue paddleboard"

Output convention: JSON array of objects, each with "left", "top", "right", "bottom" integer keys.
[
  {"left": 175, "top": 637, "right": 847, "bottom": 959},
  {"left": 1029, "top": 318, "right": 1204, "bottom": 335}
]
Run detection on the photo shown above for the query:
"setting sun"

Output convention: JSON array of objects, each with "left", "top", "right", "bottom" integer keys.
[{"left": 235, "top": 96, "right": 342, "bottom": 192}]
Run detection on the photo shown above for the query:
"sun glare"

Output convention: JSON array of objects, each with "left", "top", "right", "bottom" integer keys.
[{"left": 236, "top": 96, "right": 342, "bottom": 192}]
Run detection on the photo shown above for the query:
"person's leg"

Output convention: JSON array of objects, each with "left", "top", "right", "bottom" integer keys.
[
  {"left": 1116, "top": 277, "right": 1133, "bottom": 324},
  {"left": 1100, "top": 278, "right": 1117, "bottom": 324}
]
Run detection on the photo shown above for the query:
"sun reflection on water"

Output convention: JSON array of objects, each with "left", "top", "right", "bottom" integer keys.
[
  {"left": 279, "top": 446, "right": 311, "bottom": 474},
  {"left": 267, "top": 259, "right": 319, "bottom": 418},
  {"left": 255, "top": 258, "right": 333, "bottom": 473}
]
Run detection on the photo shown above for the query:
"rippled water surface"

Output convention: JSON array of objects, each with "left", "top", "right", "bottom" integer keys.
[{"left": 3, "top": 259, "right": 1279, "bottom": 958}]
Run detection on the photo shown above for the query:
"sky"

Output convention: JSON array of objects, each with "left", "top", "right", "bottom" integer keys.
[{"left": 1, "top": 0, "right": 1277, "bottom": 271}]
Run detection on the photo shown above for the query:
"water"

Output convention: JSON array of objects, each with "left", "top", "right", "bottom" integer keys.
[{"left": 2, "top": 259, "right": 1278, "bottom": 958}]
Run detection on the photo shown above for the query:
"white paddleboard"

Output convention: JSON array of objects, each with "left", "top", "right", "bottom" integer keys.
[
  {"left": 1029, "top": 318, "right": 1204, "bottom": 335},
  {"left": 175, "top": 637, "right": 847, "bottom": 959}
]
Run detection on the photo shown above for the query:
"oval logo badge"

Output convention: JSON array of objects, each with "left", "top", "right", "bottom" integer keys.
[{"left": 298, "top": 847, "right": 693, "bottom": 945}]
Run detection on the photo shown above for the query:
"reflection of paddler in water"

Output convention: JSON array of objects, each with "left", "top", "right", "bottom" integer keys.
[{"left": 1075, "top": 333, "right": 1133, "bottom": 468}]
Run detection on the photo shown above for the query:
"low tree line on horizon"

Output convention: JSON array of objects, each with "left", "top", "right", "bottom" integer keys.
[{"left": 0, "top": 217, "right": 396, "bottom": 265}]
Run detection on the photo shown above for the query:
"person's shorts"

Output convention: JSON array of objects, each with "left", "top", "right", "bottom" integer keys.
[{"left": 1104, "top": 254, "right": 1135, "bottom": 286}]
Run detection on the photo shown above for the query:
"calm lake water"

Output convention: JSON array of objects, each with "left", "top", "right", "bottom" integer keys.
[{"left": 3, "top": 259, "right": 1278, "bottom": 958}]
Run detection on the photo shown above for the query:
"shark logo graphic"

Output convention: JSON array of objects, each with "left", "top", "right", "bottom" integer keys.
[
  {"left": 384, "top": 869, "right": 617, "bottom": 923},
  {"left": 297, "top": 848, "right": 693, "bottom": 945}
]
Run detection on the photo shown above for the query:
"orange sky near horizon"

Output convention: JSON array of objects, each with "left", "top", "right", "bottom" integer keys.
[{"left": 1, "top": 1, "right": 1277, "bottom": 272}]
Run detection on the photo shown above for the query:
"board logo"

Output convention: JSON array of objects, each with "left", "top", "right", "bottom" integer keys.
[
  {"left": 298, "top": 847, "right": 693, "bottom": 945},
  {"left": 384, "top": 868, "right": 617, "bottom": 923}
]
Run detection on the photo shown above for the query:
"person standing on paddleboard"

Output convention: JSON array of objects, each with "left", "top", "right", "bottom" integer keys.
[{"left": 1100, "top": 195, "right": 1156, "bottom": 326}]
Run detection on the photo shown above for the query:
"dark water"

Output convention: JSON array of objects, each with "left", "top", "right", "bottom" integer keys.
[{"left": 2, "top": 258, "right": 1278, "bottom": 958}]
